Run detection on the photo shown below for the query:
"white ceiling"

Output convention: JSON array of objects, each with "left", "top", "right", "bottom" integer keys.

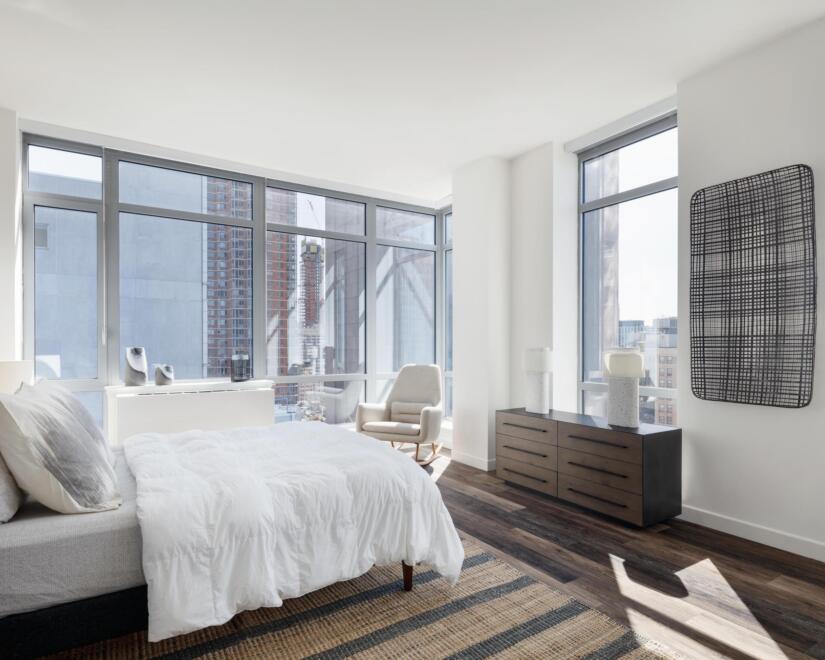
[{"left": 1, "top": 1, "right": 823, "bottom": 204}]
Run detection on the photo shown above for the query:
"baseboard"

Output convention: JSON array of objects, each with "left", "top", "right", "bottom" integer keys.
[
  {"left": 680, "top": 504, "right": 825, "bottom": 563},
  {"left": 451, "top": 450, "right": 496, "bottom": 472}
]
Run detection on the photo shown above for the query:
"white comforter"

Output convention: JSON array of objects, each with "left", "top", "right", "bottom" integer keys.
[{"left": 123, "top": 422, "right": 464, "bottom": 641}]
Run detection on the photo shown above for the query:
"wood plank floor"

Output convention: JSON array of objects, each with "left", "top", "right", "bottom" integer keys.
[{"left": 429, "top": 454, "right": 825, "bottom": 659}]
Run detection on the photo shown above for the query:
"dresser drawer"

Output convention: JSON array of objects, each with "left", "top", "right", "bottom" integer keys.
[
  {"left": 497, "top": 434, "right": 557, "bottom": 471},
  {"left": 558, "top": 448, "right": 642, "bottom": 494},
  {"left": 558, "top": 422, "right": 642, "bottom": 464},
  {"left": 496, "top": 412, "right": 556, "bottom": 445},
  {"left": 496, "top": 457, "right": 557, "bottom": 496},
  {"left": 558, "top": 474, "right": 643, "bottom": 525}
]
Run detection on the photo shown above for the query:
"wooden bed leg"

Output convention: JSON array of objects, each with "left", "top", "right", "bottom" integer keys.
[{"left": 402, "top": 562, "right": 413, "bottom": 591}]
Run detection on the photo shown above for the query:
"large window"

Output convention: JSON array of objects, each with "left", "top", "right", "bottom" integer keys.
[
  {"left": 23, "top": 135, "right": 450, "bottom": 428},
  {"left": 443, "top": 210, "right": 453, "bottom": 417},
  {"left": 579, "top": 117, "right": 678, "bottom": 425}
]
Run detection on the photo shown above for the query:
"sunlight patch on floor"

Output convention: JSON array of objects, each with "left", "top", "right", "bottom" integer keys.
[{"left": 610, "top": 554, "right": 788, "bottom": 659}]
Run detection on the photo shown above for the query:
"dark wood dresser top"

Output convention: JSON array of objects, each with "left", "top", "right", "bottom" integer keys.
[{"left": 497, "top": 408, "right": 679, "bottom": 437}]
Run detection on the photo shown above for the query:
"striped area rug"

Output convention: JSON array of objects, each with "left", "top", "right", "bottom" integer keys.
[{"left": 52, "top": 537, "right": 677, "bottom": 659}]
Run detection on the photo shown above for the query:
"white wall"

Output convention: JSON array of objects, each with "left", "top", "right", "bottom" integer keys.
[
  {"left": 451, "top": 157, "right": 510, "bottom": 470},
  {"left": 0, "top": 107, "right": 22, "bottom": 361},
  {"left": 678, "top": 18, "right": 825, "bottom": 561},
  {"left": 509, "top": 144, "right": 554, "bottom": 405}
]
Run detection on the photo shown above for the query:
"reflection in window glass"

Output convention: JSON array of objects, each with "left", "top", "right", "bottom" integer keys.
[
  {"left": 581, "top": 189, "right": 677, "bottom": 424},
  {"left": 445, "top": 250, "right": 453, "bottom": 372},
  {"left": 28, "top": 146, "right": 102, "bottom": 199},
  {"left": 583, "top": 390, "right": 677, "bottom": 426},
  {"left": 119, "top": 162, "right": 252, "bottom": 220},
  {"left": 376, "top": 379, "right": 395, "bottom": 403},
  {"left": 119, "top": 214, "right": 252, "bottom": 379},
  {"left": 583, "top": 128, "right": 677, "bottom": 203},
  {"left": 377, "top": 207, "right": 435, "bottom": 243},
  {"left": 445, "top": 211, "right": 453, "bottom": 243},
  {"left": 376, "top": 246, "right": 435, "bottom": 371},
  {"left": 266, "top": 233, "right": 365, "bottom": 377},
  {"left": 444, "top": 374, "right": 453, "bottom": 418},
  {"left": 273, "top": 380, "right": 363, "bottom": 424},
  {"left": 34, "top": 207, "right": 97, "bottom": 379},
  {"left": 266, "top": 188, "right": 365, "bottom": 234}
]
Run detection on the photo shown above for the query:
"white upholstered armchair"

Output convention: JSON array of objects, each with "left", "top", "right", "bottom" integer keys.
[{"left": 356, "top": 364, "right": 443, "bottom": 465}]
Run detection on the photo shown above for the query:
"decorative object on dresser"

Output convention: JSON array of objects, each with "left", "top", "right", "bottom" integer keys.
[
  {"left": 153, "top": 364, "right": 175, "bottom": 386},
  {"left": 123, "top": 347, "right": 148, "bottom": 386},
  {"left": 104, "top": 379, "right": 275, "bottom": 444},
  {"left": 604, "top": 349, "right": 644, "bottom": 428},
  {"left": 496, "top": 408, "right": 681, "bottom": 526},
  {"left": 690, "top": 164, "right": 816, "bottom": 408},
  {"left": 523, "top": 347, "right": 552, "bottom": 414},
  {"left": 230, "top": 352, "right": 251, "bottom": 382}
]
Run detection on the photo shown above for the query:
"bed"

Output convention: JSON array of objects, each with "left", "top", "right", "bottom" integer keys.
[{"left": 0, "top": 421, "right": 463, "bottom": 651}]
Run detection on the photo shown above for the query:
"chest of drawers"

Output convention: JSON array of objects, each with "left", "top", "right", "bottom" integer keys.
[{"left": 495, "top": 408, "right": 681, "bottom": 526}]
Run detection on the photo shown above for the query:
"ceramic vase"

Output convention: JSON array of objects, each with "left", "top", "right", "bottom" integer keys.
[{"left": 124, "top": 347, "right": 148, "bottom": 386}]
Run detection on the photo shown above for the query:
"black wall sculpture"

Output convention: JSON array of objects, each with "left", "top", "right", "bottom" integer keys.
[{"left": 690, "top": 164, "right": 816, "bottom": 408}]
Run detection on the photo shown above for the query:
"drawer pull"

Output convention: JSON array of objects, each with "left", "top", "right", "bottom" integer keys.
[
  {"left": 504, "top": 467, "right": 547, "bottom": 484},
  {"left": 567, "top": 461, "right": 627, "bottom": 479},
  {"left": 568, "top": 434, "right": 628, "bottom": 450},
  {"left": 503, "top": 422, "right": 547, "bottom": 433},
  {"left": 503, "top": 445, "right": 548, "bottom": 458},
  {"left": 567, "top": 487, "right": 627, "bottom": 508}
]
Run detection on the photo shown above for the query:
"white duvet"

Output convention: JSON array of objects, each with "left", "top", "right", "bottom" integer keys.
[{"left": 123, "top": 422, "right": 464, "bottom": 642}]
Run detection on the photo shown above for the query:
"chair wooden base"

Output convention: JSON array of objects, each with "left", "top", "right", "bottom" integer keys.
[{"left": 389, "top": 441, "right": 442, "bottom": 467}]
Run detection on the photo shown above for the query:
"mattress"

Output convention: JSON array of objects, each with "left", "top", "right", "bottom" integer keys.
[{"left": 0, "top": 449, "right": 144, "bottom": 617}]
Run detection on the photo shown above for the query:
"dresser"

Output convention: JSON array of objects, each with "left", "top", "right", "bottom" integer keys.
[{"left": 496, "top": 408, "right": 681, "bottom": 526}]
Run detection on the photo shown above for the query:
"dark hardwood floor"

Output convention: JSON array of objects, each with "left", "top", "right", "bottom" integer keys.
[{"left": 429, "top": 453, "right": 825, "bottom": 659}]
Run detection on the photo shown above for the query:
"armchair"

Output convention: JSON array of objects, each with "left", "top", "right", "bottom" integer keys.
[{"left": 356, "top": 364, "right": 444, "bottom": 465}]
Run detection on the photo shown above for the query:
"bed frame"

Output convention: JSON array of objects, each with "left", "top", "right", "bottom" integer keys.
[{"left": 0, "top": 563, "right": 414, "bottom": 657}]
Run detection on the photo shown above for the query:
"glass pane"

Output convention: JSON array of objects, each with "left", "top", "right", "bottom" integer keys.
[
  {"left": 583, "top": 390, "right": 677, "bottom": 426},
  {"left": 273, "top": 380, "right": 363, "bottom": 424},
  {"left": 376, "top": 246, "right": 435, "bottom": 371},
  {"left": 445, "top": 211, "right": 453, "bottom": 244},
  {"left": 376, "top": 379, "right": 395, "bottom": 403},
  {"left": 266, "top": 188, "right": 365, "bottom": 234},
  {"left": 266, "top": 233, "right": 365, "bottom": 377},
  {"left": 444, "top": 374, "right": 453, "bottom": 418},
  {"left": 119, "top": 162, "right": 252, "bottom": 220},
  {"left": 72, "top": 391, "right": 103, "bottom": 428},
  {"left": 28, "top": 145, "right": 102, "bottom": 198},
  {"left": 34, "top": 207, "right": 97, "bottom": 379},
  {"left": 377, "top": 207, "right": 435, "bottom": 243},
  {"left": 120, "top": 214, "right": 252, "bottom": 379},
  {"left": 445, "top": 249, "right": 453, "bottom": 372},
  {"left": 581, "top": 189, "right": 677, "bottom": 386},
  {"left": 583, "top": 128, "right": 677, "bottom": 203}
]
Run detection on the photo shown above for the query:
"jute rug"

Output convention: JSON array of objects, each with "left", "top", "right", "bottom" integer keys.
[{"left": 51, "top": 537, "right": 677, "bottom": 659}]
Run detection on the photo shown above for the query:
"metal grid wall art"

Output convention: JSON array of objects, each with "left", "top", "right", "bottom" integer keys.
[{"left": 690, "top": 164, "right": 816, "bottom": 408}]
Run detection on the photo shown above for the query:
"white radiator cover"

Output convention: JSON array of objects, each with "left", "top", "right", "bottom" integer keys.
[{"left": 104, "top": 380, "right": 274, "bottom": 445}]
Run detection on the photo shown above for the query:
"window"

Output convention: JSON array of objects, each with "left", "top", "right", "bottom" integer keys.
[
  {"left": 443, "top": 209, "right": 454, "bottom": 417},
  {"left": 579, "top": 117, "right": 678, "bottom": 425},
  {"left": 267, "top": 188, "right": 364, "bottom": 234},
  {"left": 23, "top": 135, "right": 450, "bottom": 429},
  {"left": 119, "top": 162, "right": 252, "bottom": 220},
  {"left": 376, "top": 246, "right": 435, "bottom": 372},
  {"left": 265, "top": 233, "right": 365, "bottom": 376},
  {"left": 377, "top": 207, "right": 435, "bottom": 244},
  {"left": 119, "top": 214, "right": 253, "bottom": 379},
  {"left": 33, "top": 206, "right": 98, "bottom": 379},
  {"left": 27, "top": 145, "right": 102, "bottom": 199}
]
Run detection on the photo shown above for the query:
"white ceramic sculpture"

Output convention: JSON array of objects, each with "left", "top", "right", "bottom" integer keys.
[
  {"left": 604, "top": 350, "right": 644, "bottom": 428},
  {"left": 124, "top": 347, "right": 148, "bottom": 386},
  {"left": 524, "top": 348, "right": 553, "bottom": 414},
  {"left": 154, "top": 364, "right": 175, "bottom": 386}
]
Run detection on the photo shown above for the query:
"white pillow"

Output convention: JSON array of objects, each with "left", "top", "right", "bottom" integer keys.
[
  {"left": 0, "top": 381, "right": 121, "bottom": 514},
  {"left": 0, "top": 453, "right": 22, "bottom": 523}
]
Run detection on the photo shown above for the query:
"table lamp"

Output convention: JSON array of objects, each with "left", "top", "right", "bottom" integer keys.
[{"left": 0, "top": 360, "right": 34, "bottom": 395}]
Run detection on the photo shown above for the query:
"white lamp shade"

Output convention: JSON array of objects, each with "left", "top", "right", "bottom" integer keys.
[
  {"left": 0, "top": 360, "right": 34, "bottom": 394},
  {"left": 523, "top": 347, "right": 553, "bottom": 373},
  {"left": 604, "top": 350, "right": 644, "bottom": 378}
]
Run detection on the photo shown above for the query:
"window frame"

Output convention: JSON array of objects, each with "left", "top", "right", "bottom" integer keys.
[
  {"left": 577, "top": 114, "right": 678, "bottom": 415},
  {"left": 22, "top": 134, "right": 447, "bottom": 423}
]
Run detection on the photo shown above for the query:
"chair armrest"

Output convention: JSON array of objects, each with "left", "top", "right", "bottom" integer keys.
[
  {"left": 356, "top": 402, "right": 388, "bottom": 431},
  {"left": 419, "top": 406, "right": 443, "bottom": 444}
]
